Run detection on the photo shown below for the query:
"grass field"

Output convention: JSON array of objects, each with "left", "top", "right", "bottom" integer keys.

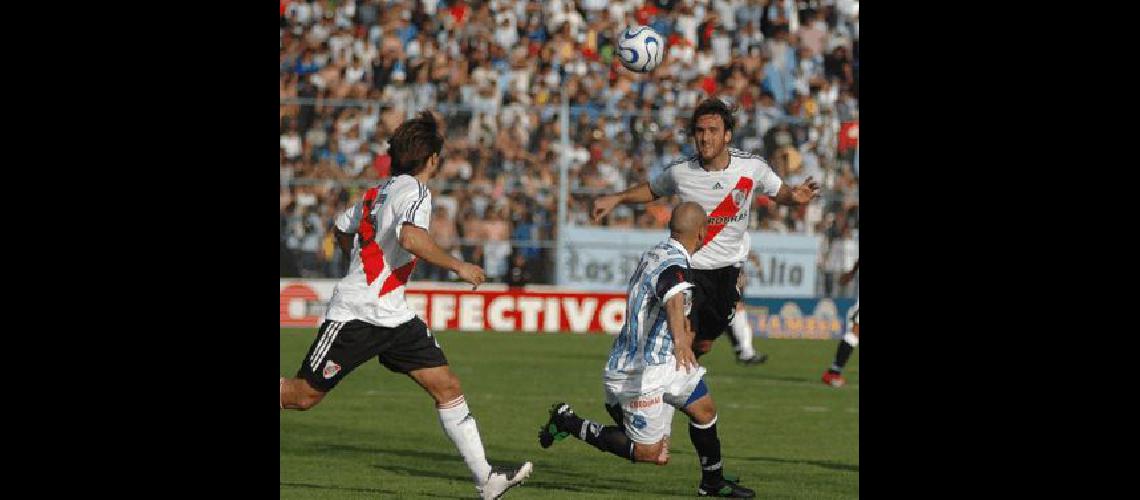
[{"left": 280, "top": 328, "right": 858, "bottom": 499}]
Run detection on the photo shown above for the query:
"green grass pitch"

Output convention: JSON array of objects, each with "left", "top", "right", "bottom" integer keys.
[{"left": 280, "top": 329, "right": 858, "bottom": 499}]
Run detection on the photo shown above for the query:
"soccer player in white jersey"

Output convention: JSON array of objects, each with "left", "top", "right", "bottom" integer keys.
[
  {"left": 591, "top": 98, "right": 820, "bottom": 363},
  {"left": 279, "top": 113, "right": 532, "bottom": 500},
  {"left": 538, "top": 202, "right": 755, "bottom": 498},
  {"left": 822, "top": 258, "right": 859, "bottom": 387}
]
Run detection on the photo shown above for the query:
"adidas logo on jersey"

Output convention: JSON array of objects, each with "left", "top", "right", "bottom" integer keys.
[{"left": 713, "top": 182, "right": 723, "bottom": 189}]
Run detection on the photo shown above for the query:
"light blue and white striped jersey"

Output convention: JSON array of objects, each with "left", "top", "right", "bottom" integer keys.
[{"left": 605, "top": 238, "right": 695, "bottom": 375}]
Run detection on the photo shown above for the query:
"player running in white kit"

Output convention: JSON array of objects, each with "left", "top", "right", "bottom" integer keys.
[{"left": 279, "top": 113, "right": 532, "bottom": 499}]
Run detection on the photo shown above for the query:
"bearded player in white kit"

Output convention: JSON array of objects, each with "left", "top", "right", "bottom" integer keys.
[
  {"left": 278, "top": 113, "right": 532, "bottom": 499},
  {"left": 592, "top": 98, "right": 820, "bottom": 362}
]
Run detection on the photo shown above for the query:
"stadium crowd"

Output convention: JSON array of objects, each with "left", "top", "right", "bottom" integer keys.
[{"left": 279, "top": 0, "right": 859, "bottom": 295}]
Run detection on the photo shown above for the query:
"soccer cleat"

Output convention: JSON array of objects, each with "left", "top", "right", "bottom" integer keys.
[
  {"left": 698, "top": 478, "right": 756, "bottom": 498},
  {"left": 538, "top": 402, "right": 574, "bottom": 449},
  {"left": 821, "top": 371, "right": 846, "bottom": 388},
  {"left": 479, "top": 462, "right": 533, "bottom": 500},
  {"left": 737, "top": 353, "right": 769, "bottom": 366}
]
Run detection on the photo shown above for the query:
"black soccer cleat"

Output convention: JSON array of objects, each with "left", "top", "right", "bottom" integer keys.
[
  {"left": 698, "top": 478, "right": 756, "bottom": 498},
  {"left": 538, "top": 402, "right": 574, "bottom": 449}
]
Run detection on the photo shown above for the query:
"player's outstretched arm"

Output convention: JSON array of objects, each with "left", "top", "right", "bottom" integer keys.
[
  {"left": 591, "top": 183, "right": 659, "bottom": 223},
  {"left": 398, "top": 223, "right": 486, "bottom": 288},
  {"left": 666, "top": 293, "right": 698, "bottom": 373},
  {"left": 773, "top": 176, "right": 822, "bottom": 206}
]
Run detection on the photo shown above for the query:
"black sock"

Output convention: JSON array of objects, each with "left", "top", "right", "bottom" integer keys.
[
  {"left": 689, "top": 418, "right": 724, "bottom": 485},
  {"left": 831, "top": 340, "right": 854, "bottom": 373},
  {"left": 605, "top": 403, "right": 624, "bottom": 427},
  {"left": 561, "top": 414, "right": 635, "bottom": 462}
]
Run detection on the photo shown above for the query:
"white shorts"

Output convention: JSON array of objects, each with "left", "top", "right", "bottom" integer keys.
[
  {"left": 603, "top": 363, "right": 708, "bottom": 444},
  {"left": 848, "top": 300, "right": 859, "bottom": 330}
]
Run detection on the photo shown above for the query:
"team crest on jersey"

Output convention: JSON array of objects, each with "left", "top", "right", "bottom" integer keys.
[
  {"left": 323, "top": 360, "right": 342, "bottom": 379},
  {"left": 630, "top": 414, "right": 648, "bottom": 430},
  {"left": 730, "top": 187, "right": 748, "bottom": 206}
]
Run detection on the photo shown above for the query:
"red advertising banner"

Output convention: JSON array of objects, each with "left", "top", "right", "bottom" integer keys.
[{"left": 280, "top": 280, "right": 627, "bottom": 334}]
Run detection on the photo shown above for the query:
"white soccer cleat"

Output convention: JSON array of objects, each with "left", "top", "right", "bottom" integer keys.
[{"left": 479, "top": 461, "right": 533, "bottom": 500}]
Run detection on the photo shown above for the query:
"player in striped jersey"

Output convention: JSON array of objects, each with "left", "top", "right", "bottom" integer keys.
[
  {"left": 591, "top": 98, "right": 820, "bottom": 364},
  {"left": 538, "top": 202, "right": 755, "bottom": 498},
  {"left": 279, "top": 113, "right": 532, "bottom": 499}
]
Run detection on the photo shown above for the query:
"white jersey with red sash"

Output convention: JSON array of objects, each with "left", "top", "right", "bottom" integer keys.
[
  {"left": 324, "top": 175, "right": 431, "bottom": 327},
  {"left": 649, "top": 148, "right": 783, "bottom": 270}
]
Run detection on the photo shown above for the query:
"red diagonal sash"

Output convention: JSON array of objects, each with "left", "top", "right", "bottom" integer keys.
[
  {"left": 703, "top": 177, "right": 753, "bottom": 244},
  {"left": 358, "top": 187, "right": 386, "bottom": 285}
]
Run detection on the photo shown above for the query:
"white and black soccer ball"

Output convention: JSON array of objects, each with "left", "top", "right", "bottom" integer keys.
[{"left": 617, "top": 25, "right": 665, "bottom": 73}]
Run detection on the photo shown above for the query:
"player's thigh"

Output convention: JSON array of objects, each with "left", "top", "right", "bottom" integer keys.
[
  {"left": 378, "top": 318, "right": 456, "bottom": 398},
  {"left": 377, "top": 317, "right": 449, "bottom": 373},
  {"left": 661, "top": 364, "right": 714, "bottom": 424},
  {"left": 690, "top": 267, "right": 741, "bottom": 341},
  {"left": 607, "top": 387, "right": 670, "bottom": 445},
  {"left": 297, "top": 320, "right": 389, "bottom": 392}
]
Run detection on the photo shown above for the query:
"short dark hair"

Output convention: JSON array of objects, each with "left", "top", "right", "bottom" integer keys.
[
  {"left": 688, "top": 98, "right": 736, "bottom": 137},
  {"left": 389, "top": 111, "right": 444, "bottom": 176}
]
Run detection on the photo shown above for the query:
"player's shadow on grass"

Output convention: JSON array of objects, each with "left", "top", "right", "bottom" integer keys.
[
  {"left": 370, "top": 461, "right": 687, "bottom": 498},
  {"left": 279, "top": 481, "right": 399, "bottom": 495},
  {"left": 320, "top": 443, "right": 692, "bottom": 497},
  {"left": 735, "top": 372, "right": 822, "bottom": 384},
  {"left": 281, "top": 480, "right": 469, "bottom": 499},
  {"left": 728, "top": 454, "right": 859, "bottom": 472},
  {"left": 319, "top": 443, "right": 463, "bottom": 461}
]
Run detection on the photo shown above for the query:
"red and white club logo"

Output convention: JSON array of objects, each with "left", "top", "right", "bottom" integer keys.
[
  {"left": 731, "top": 187, "right": 748, "bottom": 207},
  {"left": 323, "top": 360, "right": 342, "bottom": 379}
]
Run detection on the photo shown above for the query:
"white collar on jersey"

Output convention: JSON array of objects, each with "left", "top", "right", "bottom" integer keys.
[{"left": 666, "top": 238, "right": 692, "bottom": 263}]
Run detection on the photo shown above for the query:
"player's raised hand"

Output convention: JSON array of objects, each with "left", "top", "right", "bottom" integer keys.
[
  {"left": 456, "top": 262, "right": 486, "bottom": 289},
  {"left": 792, "top": 176, "right": 821, "bottom": 204},
  {"left": 591, "top": 195, "right": 620, "bottom": 223}
]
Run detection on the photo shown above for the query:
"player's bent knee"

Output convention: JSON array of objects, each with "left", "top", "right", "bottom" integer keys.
[
  {"left": 687, "top": 401, "right": 717, "bottom": 426},
  {"left": 294, "top": 395, "right": 321, "bottom": 410},
  {"left": 294, "top": 390, "right": 325, "bottom": 410},
  {"left": 415, "top": 367, "right": 464, "bottom": 405},
  {"left": 436, "top": 373, "right": 463, "bottom": 402},
  {"left": 694, "top": 339, "right": 714, "bottom": 355},
  {"left": 284, "top": 378, "right": 326, "bottom": 410},
  {"left": 633, "top": 440, "right": 669, "bottom": 465}
]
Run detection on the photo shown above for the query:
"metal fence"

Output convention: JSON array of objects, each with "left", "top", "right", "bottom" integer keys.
[{"left": 280, "top": 99, "right": 858, "bottom": 298}]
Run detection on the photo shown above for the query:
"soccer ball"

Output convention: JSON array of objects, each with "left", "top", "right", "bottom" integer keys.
[{"left": 617, "top": 25, "right": 665, "bottom": 73}]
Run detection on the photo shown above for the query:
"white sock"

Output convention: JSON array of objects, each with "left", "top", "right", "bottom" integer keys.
[
  {"left": 731, "top": 311, "right": 756, "bottom": 359},
  {"left": 437, "top": 395, "right": 493, "bottom": 485}
]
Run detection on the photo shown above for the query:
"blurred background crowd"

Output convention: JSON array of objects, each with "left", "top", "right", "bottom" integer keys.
[{"left": 280, "top": 0, "right": 859, "bottom": 296}]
